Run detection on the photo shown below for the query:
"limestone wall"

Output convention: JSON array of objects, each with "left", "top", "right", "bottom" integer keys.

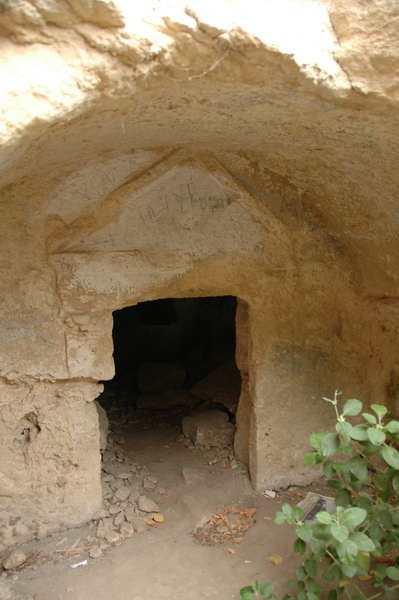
[{"left": 0, "top": 0, "right": 398, "bottom": 549}]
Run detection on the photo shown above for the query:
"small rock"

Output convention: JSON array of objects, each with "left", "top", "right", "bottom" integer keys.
[
  {"left": 130, "top": 516, "right": 146, "bottom": 534},
  {"left": 263, "top": 489, "right": 277, "bottom": 499},
  {"left": 181, "top": 410, "right": 235, "bottom": 448},
  {"left": 129, "top": 487, "right": 140, "bottom": 502},
  {"left": 89, "top": 546, "right": 102, "bottom": 559},
  {"left": 101, "top": 481, "right": 112, "bottom": 497},
  {"left": 92, "top": 509, "right": 108, "bottom": 521},
  {"left": 109, "top": 504, "right": 123, "bottom": 515},
  {"left": 142, "top": 476, "right": 157, "bottom": 490},
  {"left": 99, "top": 540, "right": 109, "bottom": 552},
  {"left": 101, "top": 473, "right": 114, "bottom": 482},
  {"left": 115, "top": 472, "right": 131, "bottom": 480},
  {"left": 114, "top": 512, "right": 125, "bottom": 527},
  {"left": 114, "top": 486, "right": 131, "bottom": 502},
  {"left": 137, "top": 496, "right": 160, "bottom": 513},
  {"left": 105, "top": 531, "right": 120, "bottom": 544},
  {"left": 2, "top": 550, "right": 27, "bottom": 570},
  {"left": 110, "top": 479, "right": 124, "bottom": 491},
  {"left": 96, "top": 520, "right": 107, "bottom": 539},
  {"left": 190, "top": 360, "right": 241, "bottom": 413},
  {"left": 182, "top": 467, "right": 206, "bottom": 486},
  {"left": 119, "top": 522, "right": 134, "bottom": 538},
  {"left": 217, "top": 525, "right": 229, "bottom": 533},
  {"left": 124, "top": 507, "right": 136, "bottom": 523}
]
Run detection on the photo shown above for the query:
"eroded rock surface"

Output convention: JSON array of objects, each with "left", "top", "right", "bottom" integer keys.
[
  {"left": 0, "top": 0, "right": 398, "bottom": 550},
  {"left": 182, "top": 410, "right": 235, "bottom": 448}
]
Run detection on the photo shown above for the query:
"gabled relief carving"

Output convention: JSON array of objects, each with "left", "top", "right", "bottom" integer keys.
[{"left": 53, "top": 150, "right": 287, "bottom": 259}]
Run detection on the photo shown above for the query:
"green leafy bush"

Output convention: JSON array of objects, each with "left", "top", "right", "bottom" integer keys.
[{"left": 240, "top": 393, "right": 399, "bottom": 600}]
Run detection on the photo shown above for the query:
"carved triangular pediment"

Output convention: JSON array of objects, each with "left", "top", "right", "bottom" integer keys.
[{"left": 54, "top": 151, "right": 286, "bottom": 258}]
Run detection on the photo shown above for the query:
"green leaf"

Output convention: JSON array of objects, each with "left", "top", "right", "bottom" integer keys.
[
  {"left": 367, "top": 427, "right": 386, "bottom": 445},
  {"left": 361, "top": 441, "right": 381, "bottom": 455},
  {"left": 282, "top": 504, "right": 293, "bottom": 517},
  {"left": 379, "top": 509, "right": 393, "bottom": 529},
  {"left": 305, "top": 592, "right": 319, "bottom": 600},
  {"left": 309, "top": 432, "right": 324, "bottom": 451},
  {"left": 257, "top": 582, "right": 275, "bottom": 596},
  {"left": 304, "top": 578, "right": 321, "bottom": 595},
  {"left": 327, "top": 591, "right": 337, "bottom": 600},
  {"left": 323, "top": 461, "right": 334, "bottom": 478},
  {"left": 347, "top": 457, "right": 368, "bottom": 481},
  {"left": 335, "top": 421, "right": 352, "bottom": 440},
  {"left": 375, "top": 471, "right": 391, "bottom": 491},
  {"left": 342, "top": 399, "right": 362, "bottom": 416},
  {"left": 337, "top": 538, "right": 357, "bottom": 558},
  {"left": 385, "top": 420, "right": 399, "bottom": 434},
  {"left": 382, "top": 445, "right": 399, "bottom": 469},
  {"left": 335, "top": 489, "right": 351, "bottom": 508},
  {"left": 327, "top": 479, "right": 341, "bottom": 490},
  {"left": 240, "top": 581, "right": 276, "bottom": 599},
  {"left": 355, "top": 550, "right": 370, "bottom": 573},
  {"left": 368, "top": 523, "right": 384, "bottom": 541},
  {"left": 342, "top": 507, "right": 367, "bottom": 528},
  {"left": 292, "top": 506, "right": 304, "bottom": 521},
  {"left": 331, "top": 523, "right": 349, "bottom": 542},
  {"left": 293, "top": 538, "right": 306, "bottom": 555},
  {"left": 274, "top": 512, "right": 286, "bottom": 524},
  {"left": 323, "top": 563, "right": 341, "bottom": 582},
  {"left": 296, "top": 524, "right": 313, "bottom": 542},
  {"left": 240, "top": 586, "right": 256, "bottom": 600},
  {"left": 349, "top": 424, "right": 369, "bottom": 441},
  {"left": 386, "top": 566, "right": 399, "bottom": 581},
  {"left": 321, "top": 433, "right": 340, "bottom": 457},
  {"left": 363, "top": 413, "right": 377, "bottom": 425},
  {"left": 296, "top": 566, "right": 307, "bottom": 580},
  {"left": 316, "top": 511, "right": 333, "bottom": 524},
  {"left": 351, "top": 531, "right": 375, "bottom": 552},
  {"left": 342, "top": 563, "right": 358, "bottom": 578},
  {"left": 304, "top": 558, "right": 318, "bottom": 578},
  {"left": 393, "top": 473, "right": 399, "bottom": 495},
  {"left": 375, "top": 563, "right": 387, "bottom": 582},
  {"left": 371, "top": 404, "right": 388, "bottom": 418},
  {"left": 304, "top": 452, "right": 320, "bottom": 466}
]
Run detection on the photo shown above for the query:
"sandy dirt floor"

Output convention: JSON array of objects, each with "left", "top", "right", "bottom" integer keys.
[{"left": 1, "top": 413, "right": 329, "bottom": 600}]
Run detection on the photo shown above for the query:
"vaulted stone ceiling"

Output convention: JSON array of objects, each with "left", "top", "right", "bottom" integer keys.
[{"left": 1, "top": 0, "right": 398, "bottom": 298}]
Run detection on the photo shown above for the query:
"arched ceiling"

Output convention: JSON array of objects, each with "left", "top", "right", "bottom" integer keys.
[{"left": 0, "top": 0, "right": 398, "bottom": 295}]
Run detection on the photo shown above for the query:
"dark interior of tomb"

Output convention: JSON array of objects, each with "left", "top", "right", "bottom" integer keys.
[{"left": 97, "top": 296, "right": 241, "bottom": 429}]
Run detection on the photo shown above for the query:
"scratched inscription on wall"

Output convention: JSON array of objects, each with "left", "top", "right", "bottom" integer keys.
[{"left": 64, "top": 166, "right": 262, "bottom": 254}]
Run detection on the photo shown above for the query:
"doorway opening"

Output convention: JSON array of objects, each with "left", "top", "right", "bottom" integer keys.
[
  {"left": 92, "top": 296, "right": 252, "bottom": 548},
  {"left": 95, "top": 296, "right": 244, "bottom": 526},
  {"left": 97, "top": 296, "right": 241, "bottom": 434}
]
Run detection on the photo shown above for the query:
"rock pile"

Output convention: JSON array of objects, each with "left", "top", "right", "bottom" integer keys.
[{"left": 89, "top": 433, "right": 165, "bottom": 558}]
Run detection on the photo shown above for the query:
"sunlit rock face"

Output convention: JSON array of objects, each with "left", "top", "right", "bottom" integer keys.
[{"left": 0, "top": 0, "right": 398, "bottom": 549}]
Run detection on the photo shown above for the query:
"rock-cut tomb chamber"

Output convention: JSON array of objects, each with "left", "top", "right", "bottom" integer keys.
[{"left": 0, "top": 0, "right": 398, "bottom": 549}]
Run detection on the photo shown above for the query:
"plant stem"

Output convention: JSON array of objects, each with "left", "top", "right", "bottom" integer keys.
[
  {"left": 353, "top": 583, "right": 368, "bottom": 600},
  {"left": 365, "top": 582, "right": 399, "bottom": 600}
]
